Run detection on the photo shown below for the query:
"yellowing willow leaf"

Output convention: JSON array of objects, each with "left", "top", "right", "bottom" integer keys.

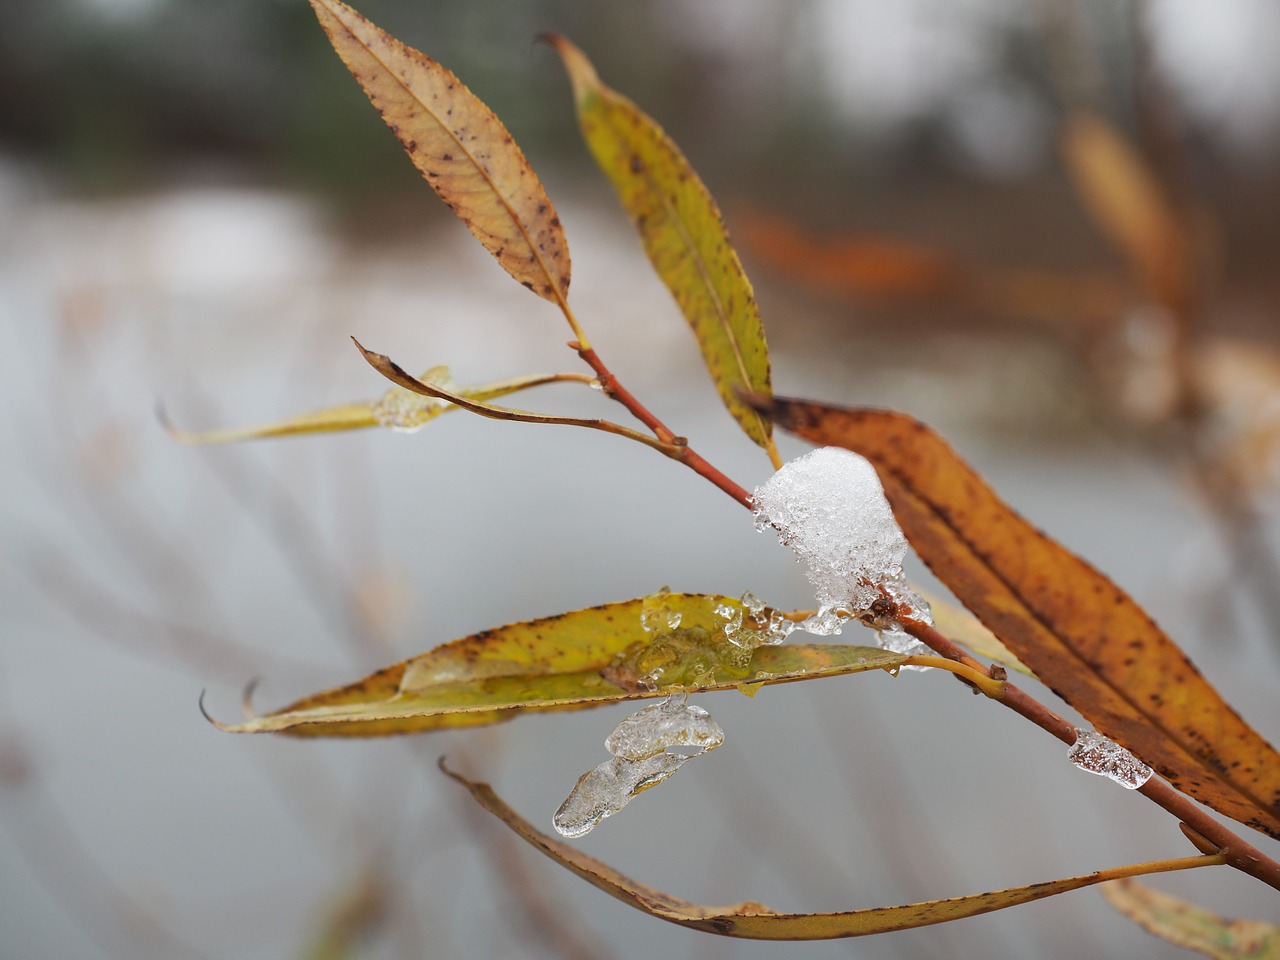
[
  {"left": 208, "top": 594, "right": 904, "bottom": 737},
  {"left": 1061, "top": 111, "right": 1189, "bottom": 313},
  {"left": 445, "top": 763, "right": 1222, "bottom": 940},
  {"left": 310, "top": 0, "right": 570, "bottom": 302},
  {"left": 1102, "top": 879, "right": 1280, "bottom": 960},
  {"left": 547, "top": 36, "right": 777, "bottom": 462},
  {"left": 756, "top": 397, "right": 1280, "bottom": 841},
  {"left": 165, "top": 368, "right": 589, "bottom": 445}
]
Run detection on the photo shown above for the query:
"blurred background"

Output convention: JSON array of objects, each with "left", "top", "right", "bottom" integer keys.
[{"left": 2, "top": 0, "right": 1278, "bottom": 957}]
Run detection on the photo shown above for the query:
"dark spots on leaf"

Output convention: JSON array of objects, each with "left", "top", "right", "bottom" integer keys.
[
  {"left": 550, "top": 217, "right": 560, "bottom": 227},
  {"left": 629, "top": 154, "right": 645, "bottom": 174},
  {"left": 542, "top": 284, "right": 554, "bottom": 296},
  {"left": 521, "top": 281, "right": 534, "bottom": 291},
  {"left": 537, "top": 203, "right": 548, "bottom": 214},
  {"left": 442, "top": 152, "right": 453, "bottom": 161}
]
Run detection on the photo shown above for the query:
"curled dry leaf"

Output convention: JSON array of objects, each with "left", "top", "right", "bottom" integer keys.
[
  {"left": 755, "top": 396, "right": 1280, "bottom": 841},
  {"left": 444, "top": 762, "right": 1223, "bottom": 940},
  {"left": 310, "top": 0, "right": 570, "bottom": 302},
  {"left": 164, "top": 367, "right": 590, "bottom": 445},
  {"left": 1102, "top": 878, "right": 1280, "bottom": 959},
  {"left": 207, "top": 594, "right": 904, "bottom": 737},
  {"left": 546, "top": 35, "right": 777, "bottom": 460}
]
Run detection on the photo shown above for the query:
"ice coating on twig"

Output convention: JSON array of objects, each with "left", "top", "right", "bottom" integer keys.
[
  {"left": 1067, "top": 728, "right": 1153, "bottom": 789},
  {"left": 752, "top": 447, "right": 932, "bottom": 662},
  {"left": 553, "top": 752, "right": 688, "bottom": 838},
  {"left": 605, "top": 694, "right": 724, "bottom": 760},
  {"left": 553, "top": 692, "right": 725, "bottom": 838}
]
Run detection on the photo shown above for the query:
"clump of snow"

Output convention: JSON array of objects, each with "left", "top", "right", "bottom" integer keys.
[
  {"left": 553, "top": 694, "right": 723, "bottom": 838},
  {"left": 753, "top": 447, "right": 932, "bottom": 660},
  {"left": 1067, "top": 728, "right": 1153, "bottom": 789}
]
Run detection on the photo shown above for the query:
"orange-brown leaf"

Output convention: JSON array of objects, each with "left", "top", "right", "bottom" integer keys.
[
  {"left": 756, "top": 397, "right": 1280, "bottom": 841},
  {"left": 310, "top": 0, "right": 570, "bottom": 302},
  {"left": 444, "top": 763, "right": 1222, "bottom": 940}
]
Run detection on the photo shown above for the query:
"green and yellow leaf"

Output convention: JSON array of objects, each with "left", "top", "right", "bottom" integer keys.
[
  {"left": 209, "top": 593, "right": 905, "bottom": 737},
  {"left": 445, "top": 763, "right": 1222, "bottom": 940},
  {"left": 1102, "top": 879, "right": 1280, "bottom": 959},
  {"left": 310, "top": 0, "right": 571, "bottom": 302},
  {"left": 756, "top": 396, "right": 1280, "bottom": 841},
  {"left": 165, "top": 367, "right": 589, "bottom": 445},
  {"left": 547, "top": 36, "right": 777, "bottom": 462}
]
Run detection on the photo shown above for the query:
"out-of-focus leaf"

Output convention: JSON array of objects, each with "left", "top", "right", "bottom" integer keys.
[
  {"left": 310, "top": 0, "right": 571, "bottom": 302},
  {"left": 918, "top": 588, "right": 1030, "bottom": 676},
  {"left": 546, "top": 36, "right": 776, "bottom": 460},
  {"left": 735, "top": 208, "right": 961, "bottom": 301},
  {"left": 1102, "top": 878, "right": 1280, "bottom": 959},
  {"left": 1061, "top": 111, "right": 1189, "bottom": 312},
  {"left": 209, "top": 594, "right": 904, "bottom": 737},
  {"left": 303, "top": 869, "right": 387, "bottom": 960},
  {"left": 735, "top": 207, "right": 1130, "bottom": 326},
  {"left": 1194, "top": 338, "right": 1280, "bottom": 495},
  {"left": 166, "top": 368, "right": 587, "bottom": 445},
  {"left": 445, "top": 763, "right": 1222, "bottom": 940},
  {"left": 755, "top": 396, "right": 1280, "bottom": 841}
]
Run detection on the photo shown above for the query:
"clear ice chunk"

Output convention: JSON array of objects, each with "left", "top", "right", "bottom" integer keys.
[
  {"left": 1067, "top": 728, "right": 1153, "bottom": 789},
  {"left": 553, "top": 752, "right": 688, "bottom": 838},
  {"left": 605, "top": 695, "right": 724, "bottom": 760}
]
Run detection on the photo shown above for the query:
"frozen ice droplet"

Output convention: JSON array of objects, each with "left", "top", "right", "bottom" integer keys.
[
  {"left": 1067, "top": 728, "right": 1153, "bottom": 789},
  {"left": 553, "top": 752, "right": 688, "bottom": 838},
  {"left": 605, "top": 695, "right": 724, "bottom": 760}
]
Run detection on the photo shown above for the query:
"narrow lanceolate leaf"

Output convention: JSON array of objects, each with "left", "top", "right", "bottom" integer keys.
[
  {"left": 756, "top": 397, "right": 1280, "bottom": 841},
  {"left": 546, "top": 36, "right": 776, "bottom": 458},
  {"left": 310, "top": 0, "right": 570, "bottom": 302},
  {"left": 208, "top": 594, "right": 904, "bottom": 737},
  {"left": 1102, "top": 879, "right": 1280, "bottom": 960},
  {"left": 445, "top": 763, "right": 1221, "bottom": 940},
  {"left": 165, "top": 368, "right": 588, "bottom": 444},
  {"left": 1061, "top": 112, "right": 1189, "bottom": 313}
]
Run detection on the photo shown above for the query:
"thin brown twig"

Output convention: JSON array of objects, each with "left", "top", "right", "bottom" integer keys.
[
  {"left": 572, "top": 342, "right": 755, "bottom": 508},
  {"left": 900, "top": 617, "right": 1280, "bottom": 893}
]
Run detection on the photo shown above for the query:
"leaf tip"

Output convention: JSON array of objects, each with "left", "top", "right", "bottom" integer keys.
[
  {"left": 198, "top": 689, "right": 238, "bottom": 733},
  {"left": 544, "top": 34, "right": 600, "bottom": 106}
]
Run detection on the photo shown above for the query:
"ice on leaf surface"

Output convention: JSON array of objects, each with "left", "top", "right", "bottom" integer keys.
[
  {"left": 553, "top": 752, "right": 689, "bottom": 838},
  {"left": 611, "top": 589, "right": 794, "bottom": 690},
  {"left": 753, "top": 447, "right": 932, "bottom": 661},
  {"left": 605, "top": 694, "right": 724, "bottom": 760},
  {"left": 1067, "top": 728, "right": 1153, "bottom": 789},
  {"left": 370, "top": 365, "right": 455, "bottom": 432}
]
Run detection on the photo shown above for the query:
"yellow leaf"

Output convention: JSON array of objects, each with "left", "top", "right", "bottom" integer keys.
[
  {"left": 165, "top": 368, "right": 587, "bottom": 445},
  {"left": 546, "top": 36, "right": 777, "bottom": 461},
  {"left": 919, "top": 588, "right": 1030, "bottom": 677},
  {"left": 1061, "top": 111, "right": 1190, "bottom": 313},
  {"left": 1102, "top": 879, "right": 1280, "bottom": 959},
  {"left": 444, "top": 763, "right": 1223, "bottom": 940},
  {"left": 756, "top": 396, "right": 1280, "bottom": 841},
  {"left": 207, "top": 593, "right": 904, "bottom": 737},
  {"left": 310, "top": 0, "right": 571, "bottom": 303}
]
